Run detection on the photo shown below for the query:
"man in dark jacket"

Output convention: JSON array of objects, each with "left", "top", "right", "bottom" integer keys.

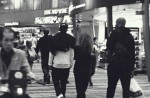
[
  {"left": 106, "top": 17, "right": 135, "bottom": 98},
  {"left": 36, "top": 29, "right": 52, "bottom": 84}
]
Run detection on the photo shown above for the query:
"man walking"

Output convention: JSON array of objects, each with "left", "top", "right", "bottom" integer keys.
[
  {"left": 0, "top": 27, "right": 31, "bottom": 98},
  {"left": 36, "top": 29, "right": 52, "bottom": 84},
  {"left": 106, "top": 17, "right": 135, "bottom": 98}
]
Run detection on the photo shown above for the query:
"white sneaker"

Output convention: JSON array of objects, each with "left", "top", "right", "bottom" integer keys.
[{"left": 57, "top": 94, "right": 63, "bottom": 98}]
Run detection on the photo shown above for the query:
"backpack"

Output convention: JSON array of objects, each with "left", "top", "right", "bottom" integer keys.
[
  {"left": 113, "top": 41, "right": 127, "bottom": 58},
  {"left": 107, "top": 41, "right": 127, "bottom": 64}
]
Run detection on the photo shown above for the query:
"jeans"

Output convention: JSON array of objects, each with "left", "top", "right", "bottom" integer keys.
[{"left": 52, "top": 67, "right": 70, "bottom": 97}]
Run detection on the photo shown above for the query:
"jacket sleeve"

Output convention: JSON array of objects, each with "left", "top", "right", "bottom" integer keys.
[
  {"left": 106, "top": 31, "right": 116, "bottom": 52},
  {"left": 127, "top": 35, "right": 135, "bottom": 72},
  {"left": 35, "top": 38, "right": 41, "bottom": 54}
]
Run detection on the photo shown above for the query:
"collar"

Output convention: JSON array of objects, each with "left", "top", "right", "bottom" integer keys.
[{"left": 1, "top": 48, "right": 15, "bottom": 55}]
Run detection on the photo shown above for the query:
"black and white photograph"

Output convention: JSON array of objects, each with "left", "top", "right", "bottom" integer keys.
[{"left": 0, "top": 0, "right": 150, "bottom": 98}]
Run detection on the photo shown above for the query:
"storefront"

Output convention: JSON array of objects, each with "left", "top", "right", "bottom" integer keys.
[{"left": 71, "top": 0, "right": 149, "bottom": 78}]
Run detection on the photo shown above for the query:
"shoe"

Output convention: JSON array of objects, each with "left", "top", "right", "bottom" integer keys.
[
  {"left": 36, "top": 79, "right": 46, "bottom": 85},
  {"left": 57, "top": 94, "right": 63, "bottom": 98}
]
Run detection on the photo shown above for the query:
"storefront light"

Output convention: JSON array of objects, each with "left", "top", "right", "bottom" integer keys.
[{"left": 1, "top": 0, "right": 7, "bottom": 4}]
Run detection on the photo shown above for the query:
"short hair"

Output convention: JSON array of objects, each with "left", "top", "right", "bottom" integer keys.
[
  {"left": 0, "top": 27, "right": 15, "bottom": 41},
  {"left": 26, "top": 41, "right": 32, "bottom": 46},
  {"left": 43, "top": 30, "right": 49, "bottom": 35},
  {"left": 93, "top": 37, "right": 97, "bottom": 42},
  {"left": 59, "top": 23, "right": 68, "bottom": 32},
  {"left": 32, "top": 33, "right": 35, "bottom": 36},
  {"left": 116, "top": 17, "right": 126, "bottom": 27}
]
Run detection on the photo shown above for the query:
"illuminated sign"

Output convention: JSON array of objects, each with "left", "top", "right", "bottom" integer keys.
[
  {"left": 4, "top": 22, "right": 19, "bottom": 26},
  {"left": 85, "top": 0, "right": 138, "bottom": 10},
  {"left": 44, "top": 8, "right": 68, "bottom": 16},
  {"left": 35, "top": 15, "right": 71, "bottom": 24}
]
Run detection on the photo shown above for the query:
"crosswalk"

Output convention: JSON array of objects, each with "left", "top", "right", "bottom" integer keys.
[{"left": 27, "top": 62, "right": 150, "bottom": 98}]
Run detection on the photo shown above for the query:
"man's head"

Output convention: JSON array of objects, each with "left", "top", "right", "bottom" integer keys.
[
  {"left": 0, "top": 27, "right": 15, "bottom": 52},
  {"left": 32, "top": 33, "right": 35, "bottom": 37},
  {"left": 43, "top": 30, "right": 49, "bottom": 36},
  {"left": 59, "top": 23, "right": 68, "bottom": 33},
  {"left": 116, "top": 17, "right": 126, "bottom": 28}
]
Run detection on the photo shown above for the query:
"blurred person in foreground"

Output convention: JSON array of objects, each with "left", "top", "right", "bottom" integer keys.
[
  {"left": 0, "top": 27, "right": 31, "bottom": 98},
  {"left": 106, "top": 17, "right": 135, "bottom": 98},
  {"left": 74, "top": 33, "right": 94, "bottom": 98},
  {"left": 50, "top": 23, "right": 75, "bottom": 98},
  {"left": 26, "top": 41, "right": 37, "bottom": 70}
]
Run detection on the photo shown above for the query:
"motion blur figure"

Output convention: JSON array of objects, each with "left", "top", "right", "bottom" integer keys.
[{"left": 0, "top": 27, "right": 31, "bottom": 98}]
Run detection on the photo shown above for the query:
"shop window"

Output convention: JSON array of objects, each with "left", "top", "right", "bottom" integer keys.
[
  {"left": 34, "top": 0, "right": 42, "bottom": 10},
  {"left": 73, "top": 0, "right": 85, "bottom": 6},
  {"left": 20, "top": 0, "right": 26, "bottom": 11},
  {"left": 49, "top": 0, "right": 52, "bottom": 8},
  {"left": 26, "top": 0, "right": 33, "bottom": 10},
  {"left": 10, "top": 0, "right": 15, "bottom": 12},
  {"left": 2, "top": 0, "right": 10, "bottom": 13},
  {"left": 42, "top": 0, "right": 49, "bottom": 9},
  {"left": 58, "top": 0, "right": 70, "bottom": 8},
  {"left": 14, "top": 0, "right": 21, "bottom": 11},
  {"left": 0, "top": 8, "right": 4, "bottom": 14}
]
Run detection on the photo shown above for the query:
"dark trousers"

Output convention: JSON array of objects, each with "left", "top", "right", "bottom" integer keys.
[
  {"left": 52, "top": 67, "right": 70, "bottom": 97},
  {"left": 74, "top": 73, "right": 90, "bottom": 98},
  {"left": 106, "top": 66, "right": 131, "bottom": 98},
  {"left": 41, "top": 53, "right": 50, "bottom": 82}
]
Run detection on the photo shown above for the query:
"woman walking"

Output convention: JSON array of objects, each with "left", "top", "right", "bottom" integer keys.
[{"left": 74, "top": 33, "right": 93, "bottom": 98}]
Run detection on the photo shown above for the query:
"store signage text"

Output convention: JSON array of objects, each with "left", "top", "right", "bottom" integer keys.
[
  {"left": 4, "top": 22, "right": 19, "bottom": 26},
  {"left": 136, "top": 11, "right": 144, "bottom": 15},
  {"left": 35, "top": 15, "right": 71, "bottom": 24},
  {"left": 44, "top": 8, "right": 68, "bottom": 16}
]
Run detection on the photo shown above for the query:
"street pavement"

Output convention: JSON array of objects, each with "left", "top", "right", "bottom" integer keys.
[{"left": 27, "top": 62, "right": 150, "bottom": 98}]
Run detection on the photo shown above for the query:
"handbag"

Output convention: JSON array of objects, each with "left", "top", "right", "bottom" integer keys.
[
  {"left": 130, "top": 78, "right": 143, "bottom": 97},
  {"left": 27, "top": 48, "right": 37, "bottom": 62}
]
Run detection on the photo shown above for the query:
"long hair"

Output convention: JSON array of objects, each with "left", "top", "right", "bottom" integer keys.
[{"left": 78, "top": 33, "right": 93, "bottom": 54}]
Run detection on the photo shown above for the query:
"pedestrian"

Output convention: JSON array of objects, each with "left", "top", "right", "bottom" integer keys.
[
  {"left": 74, "top": 33, "right": 93, "bottom": 98},
  {"left": 35, "top": 29, "right": 52, "bottom": 84},
  {"left": 30, "top": 33, "right": 37, "bottom": 50},
  {"left": 89, "top": 37, "right": 99, "bottom": 86},
  {"left": 26, "top": 41, "right": 37, "bottom": 70},
  {"left": 50, "top": 23, "right": 75, "bottom": 98},
  {"left": 106, "top": 17, "right": 135, "bottom": 98},
  {"left": 0, "top": 27, "right": 31, "bottom": 98}
]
